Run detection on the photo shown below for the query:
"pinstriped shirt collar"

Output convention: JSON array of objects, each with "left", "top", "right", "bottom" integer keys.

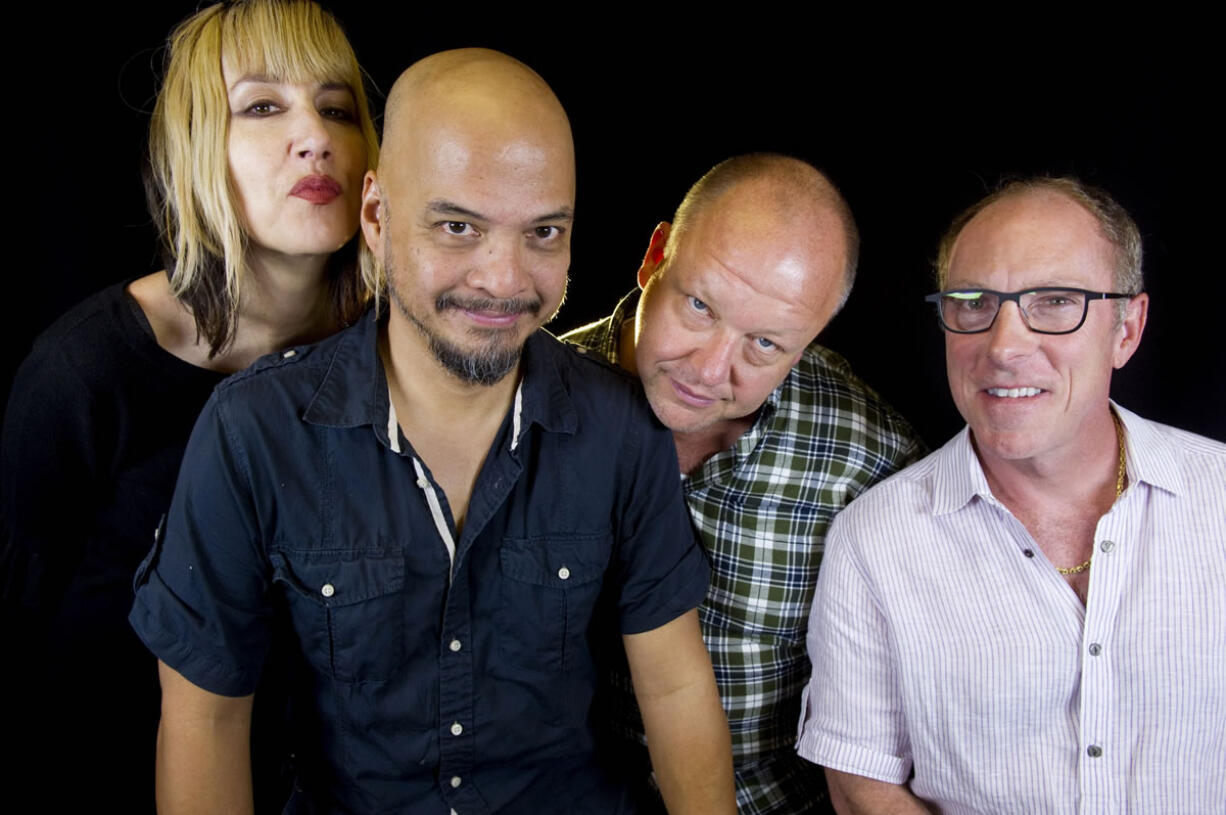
[{"left": 931, "top": 400, "right": 1187, "bottom": 518}]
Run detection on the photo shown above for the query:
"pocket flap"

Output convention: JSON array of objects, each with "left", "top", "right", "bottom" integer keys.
[
  {"left": 500, "top": 535, "right": 608, "bottom": 588},
  {"left": 270, "top": 550, "right": 405, "bottom": 606}
]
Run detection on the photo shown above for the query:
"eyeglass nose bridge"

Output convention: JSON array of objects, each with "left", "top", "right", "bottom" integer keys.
[{"left": 989, "top": 291, "right": 1032, "bottom": 332}]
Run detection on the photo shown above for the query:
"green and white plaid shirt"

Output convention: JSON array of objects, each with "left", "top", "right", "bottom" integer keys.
[{"left": 563, "top": 291, "right": 927, "bottom": 814}]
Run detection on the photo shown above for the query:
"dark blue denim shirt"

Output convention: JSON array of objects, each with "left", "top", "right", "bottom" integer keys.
[{"left": 130, "top": 313, "right": 709, "bottom": 814}]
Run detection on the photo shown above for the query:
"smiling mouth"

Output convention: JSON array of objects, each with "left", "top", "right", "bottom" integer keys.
[
  {"left": 671, "top": 379, "right": 717, "bottom": 407},
  {"left": 438, "top": 293, "right": 541, "bottom": 331},
  {"left": 986, "top": 387, "right": 1043, "bottom": 398}
]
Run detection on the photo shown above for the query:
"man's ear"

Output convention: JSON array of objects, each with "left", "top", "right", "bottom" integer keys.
[
  {"left": 1112, "top": 292, "right": 1149, "bottom": 369},
  {"left": 359, "top": 171, "right": 385, "bottom": 255},
  {"left": 636, "top": 222, "right": 672, "bottom": 290}
]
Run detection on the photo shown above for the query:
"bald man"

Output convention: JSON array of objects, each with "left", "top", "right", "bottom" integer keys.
[
  {"left": 564, "top": 155, "right": 925, "bottom": 814},
  {"left": 131, "top": 50, "right": 734, "bottom": 814}
]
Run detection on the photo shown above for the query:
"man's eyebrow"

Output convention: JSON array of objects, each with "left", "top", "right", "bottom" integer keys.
[
  {"left": 426, "top": 200, "right": 486, "bottom": 221},
  {"left": 426, "top": 201, "right": 575, "bottom": 224},
  {"left": 533, "top": 208, "right": 574, "bottom": 224}
]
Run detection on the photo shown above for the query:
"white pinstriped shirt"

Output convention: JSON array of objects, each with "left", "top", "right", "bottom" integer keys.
[{"left": 797, "top": 403, "right": 1226, "bottom": 815}]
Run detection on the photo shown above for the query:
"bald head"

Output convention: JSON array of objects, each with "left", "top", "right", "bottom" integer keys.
[
  {"left": 668, "top": 154, "right": 858, "bottom": 314},
  {"left": 378, "top": 48, "right": 574, "bottom": 196}
]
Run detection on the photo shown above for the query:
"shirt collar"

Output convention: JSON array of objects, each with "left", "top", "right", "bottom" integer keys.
[
  {"left": 929, "top": 400, "right": 1186, "bottom": 516},
  {"left": 930, "top": 426, "right": 984, "bottom": 516},
  {"left": 1111, "top": 400, "right": 1185, "bottom": 496},
  {"left": 302, "top": 311, "right": 577, "bottom": 449},
  {"left": 302, "top": 309, "right": 384, "bottom": 432},
  {"left": 593, "top": 288, "right": 643, "bottom": 367}
]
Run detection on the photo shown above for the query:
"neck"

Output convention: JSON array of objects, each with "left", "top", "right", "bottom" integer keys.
[
  {"left": 382, "top": 311, "right": 521, "bottom": 428},
  {"left": 673, "top": 414, "right": 756, "bottom": 475},
  {"left": 977, "top": 407, "right": 1122, "bottom": 519},
  {"left": 219, "top": 249, "right": 339, "bottom": 370}
]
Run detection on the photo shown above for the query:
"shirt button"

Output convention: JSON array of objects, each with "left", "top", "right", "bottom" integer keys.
[
  {"left": 449, "top": 639, "right": 462, "bottom": 652},
  {"left": 1022, "top": 549, "right": 1035, "bottom": 558},
  {"left": 1100, "top": 540, "right": 1116, "bottom": 553},
  {"left": 416, "top": 478, "right": 429, "bottom": 489},
  {"left": 282, "top": 349, "right": 297, "bottom": 359},
  {"left": 1087, "top": 745, "right": 1103, "bottom": 758},
  {"left": 320, "top": 583, "right": 335, "bottom": 598},
  {"left": 450, "top": 776, "right": 462, "bottom": 788},
  {"left": 1088, "top": 643, "right": 1102, "bottom": 656},
  {"left": 557, "top": 566, "right": 571, "bottom": 580},
  {"left": 450, "top": 722, "right": 463, "bottom": 736}
]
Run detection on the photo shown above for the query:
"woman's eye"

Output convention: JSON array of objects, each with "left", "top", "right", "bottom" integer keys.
[
  {"left": 243, "top": 101, "right": 278, "bottom": 116},
  {"left": 689, "top": 296, "right": 709, "bottom": 313},
  {"left": 320, "top": 106, "right": 355, "bottom": 121}
]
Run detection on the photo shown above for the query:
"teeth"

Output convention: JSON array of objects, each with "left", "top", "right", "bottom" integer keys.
[{"left": 987, "top": 387, "right": 1041, "bottom": 398}]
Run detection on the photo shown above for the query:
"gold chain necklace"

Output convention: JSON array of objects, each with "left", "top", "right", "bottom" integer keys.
[{"left": 1056, "top": 413, "right": 1126, "bottom": 576}]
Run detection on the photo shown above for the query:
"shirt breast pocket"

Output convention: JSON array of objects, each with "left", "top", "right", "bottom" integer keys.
[
  {"left": 498, "top": 534, "right": 609, "bottom": 676},
  {"left": 270, "top": 549, "right": 406, "bottom": 682}
]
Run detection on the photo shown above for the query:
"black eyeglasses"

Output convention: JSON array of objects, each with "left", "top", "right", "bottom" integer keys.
[{"left": 924, "top": 287, "right": 1135, "bottom": 335}]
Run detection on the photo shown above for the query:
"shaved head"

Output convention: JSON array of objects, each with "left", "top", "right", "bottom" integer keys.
[
  {"left": 377, "top": 48, "right": 574, "bottom": 203},
  {"left": 668, "top": 154, "right": 858, "bottom": 313}
]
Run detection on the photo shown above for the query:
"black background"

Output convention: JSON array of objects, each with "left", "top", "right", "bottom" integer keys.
[{"left": 9, "top": 5, "right": 1223, "bottom": 446}]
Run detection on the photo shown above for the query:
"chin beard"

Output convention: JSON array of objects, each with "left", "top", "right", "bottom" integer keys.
[
  {"left": 389, "top": 285, "right": 536, "bottom": 387},
  {"left": 424, "top": 331, "right": 522, "bottom": 386}
]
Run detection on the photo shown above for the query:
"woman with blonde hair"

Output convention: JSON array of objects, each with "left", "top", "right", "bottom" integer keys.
[{"left": 1, "top": 1, "right": 378, "bottom": 809}]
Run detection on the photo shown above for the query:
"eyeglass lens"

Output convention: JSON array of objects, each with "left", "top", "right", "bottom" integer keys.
[{"left": 940, "top": 290, "right": 1088, "bottom": 333}]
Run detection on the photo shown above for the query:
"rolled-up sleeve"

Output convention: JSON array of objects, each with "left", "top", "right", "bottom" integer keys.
[
  {"left": 796, "top": 511, "right": 912, "bottom": 784},
  {"left": 611, "top": 413, "right": 709, "bottom": 636},
  {"left": 129, "top": 392, "right": 271, "bottom": 697}
]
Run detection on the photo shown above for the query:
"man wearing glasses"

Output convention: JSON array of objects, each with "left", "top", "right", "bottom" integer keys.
[{"left": 796, "top": 178, "right": 1226, "bottom": 814}]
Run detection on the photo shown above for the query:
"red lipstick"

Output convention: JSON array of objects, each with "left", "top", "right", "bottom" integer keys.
[{"left": 290, "top": 175, "right": 342, "bottom": 204}]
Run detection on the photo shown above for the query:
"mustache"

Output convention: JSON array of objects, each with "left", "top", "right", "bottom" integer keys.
[{"left": 436, "top": 293, "right": 542, "bottom": 316}]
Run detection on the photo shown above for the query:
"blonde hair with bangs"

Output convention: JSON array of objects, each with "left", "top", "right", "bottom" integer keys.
[{"left": 147, "top": 0, "right": 379, "bottom": 356}]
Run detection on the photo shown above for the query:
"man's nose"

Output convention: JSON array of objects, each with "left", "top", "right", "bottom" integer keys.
[
  {"left": 986, "top": 302, "right": 1039, "bottom": 364},
  {"left": 468, "top": 236, "right": 530, "bottom": 299},
  {"left": 691, "top": 334, "right": 736, "bottom": 387}
]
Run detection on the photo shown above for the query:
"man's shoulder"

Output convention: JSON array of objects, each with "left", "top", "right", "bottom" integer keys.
[
  {"left": 534, "top": 329, "right": 657, "bottom": 422},
  {"left": 829, "top": 437, "right": 955, "bottom": 533},
  {"left": 1132, "top": 412, "right": 1226, "bottom": 457},
  {"left": 1121, "top": 407, "right": 1226, "bottom": 492},
  {"left": 781, "top": 343, "right": 928, "bottom": 453},
  {"left": 558, "top": 314, "right": 619, "bottom": 365},
  {"left": 791, "top": 344, "right": 904, "bottom": 410},
  {"left": 212, "top": 319, "right": 362, "bottom": 411}
]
